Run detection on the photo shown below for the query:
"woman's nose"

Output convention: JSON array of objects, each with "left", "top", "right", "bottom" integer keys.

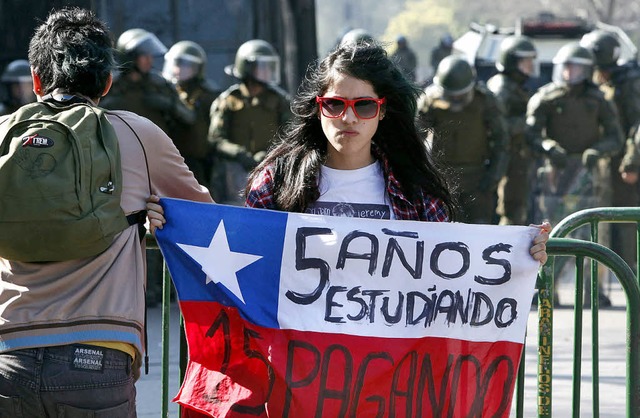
[{"left": 341, "top": 104, "right": 358, "bottom": 122}]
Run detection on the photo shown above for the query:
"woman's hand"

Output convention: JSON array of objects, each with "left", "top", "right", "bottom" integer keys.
[
  {"left": 529, "top": 221, "right": 551, "bottom": 265},
  {"left": 146, "top": 195, "right": 166, "bottom": 235}
]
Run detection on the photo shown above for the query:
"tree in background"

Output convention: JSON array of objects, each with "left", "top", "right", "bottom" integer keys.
[
  {"left": 381, "top": 0, "right": 454, "bottom": 83},
  {"left": 584, "top": 0, "right": 618, "bottom": 23},
  {"left": 314, "top": 0, "right": 405, "bottom": 56}
]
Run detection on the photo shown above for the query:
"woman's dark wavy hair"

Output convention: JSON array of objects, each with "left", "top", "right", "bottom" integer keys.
[
  {"left": 28, "top": 7, "right": 115, "bottom": 99},
  {"left": 246, "top": 41, "right": 454, "bottom": 218}
]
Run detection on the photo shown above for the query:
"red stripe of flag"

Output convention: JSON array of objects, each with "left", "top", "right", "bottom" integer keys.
[{"left": 175, "top": 301, "right": 523, "bottom": 417}]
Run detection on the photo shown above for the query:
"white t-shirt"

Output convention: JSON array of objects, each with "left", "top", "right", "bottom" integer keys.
[{"left": 305, "top": 161, "right": 395, "bottom": 219}]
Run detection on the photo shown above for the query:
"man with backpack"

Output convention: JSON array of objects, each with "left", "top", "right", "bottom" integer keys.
[{"left": 0, "top": 7, "right": 212, "bottom": 416}]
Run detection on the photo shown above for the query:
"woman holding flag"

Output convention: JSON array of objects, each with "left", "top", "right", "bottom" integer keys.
[{"left": 145, "top": 40, "right": 550, "bottom": 418}]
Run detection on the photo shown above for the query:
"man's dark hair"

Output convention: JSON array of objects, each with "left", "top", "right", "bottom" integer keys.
[{"left": 28, "top": 7, "right": 115, "bottom": 99}]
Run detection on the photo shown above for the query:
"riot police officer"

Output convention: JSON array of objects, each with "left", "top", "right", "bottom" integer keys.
[
  {"left": 208, "top": 39, "right": 291, "bottom": 204},
  {"left": 417, "top": 55, "right": 509, "bottom": 224},
  {"left": 526, "top": 42, "right": 623, "bottom": 209},
  {"left": 430, "top": 34, "right": 454, "bottom": 76},
  {"left": 526, "top": 42, "right": 624, "bottom": 306},
  {"left": 391, "top": 35, "right": 418, "bottom": 82},
  {"left": 581, "top": 29, "right": 640, "bottom": 269},
  {"left": 487, "top": 36, "right": 539, "bottom": 225},
  {"left": 163, "top": 40, "right": 221, "bottom": 190},
  {"left": 0, "top": 59, "right": 36, "bottom": 115},
  {"left": 101, "top": 28, "right": 195, "bottom": 137}
]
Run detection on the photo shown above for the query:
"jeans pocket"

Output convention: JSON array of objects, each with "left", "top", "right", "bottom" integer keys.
[
  {"left": 57, "top": 400, "right": 132, "bottom": 418},
  {"left": 0, "top": 395, "right": 23, "bottom": 418}
]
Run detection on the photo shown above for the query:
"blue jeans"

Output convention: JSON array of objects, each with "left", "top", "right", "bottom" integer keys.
[{"left": 0, "top": 344, "right": 136, "bottom": 417}]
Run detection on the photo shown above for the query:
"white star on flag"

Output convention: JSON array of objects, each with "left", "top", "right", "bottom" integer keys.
[{"left": 177, "top": 220, "right": 262, "bottom": 303}]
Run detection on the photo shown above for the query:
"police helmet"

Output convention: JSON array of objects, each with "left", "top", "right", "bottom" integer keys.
[
  {"left": 1, "top": 59, "right": 31, "bottom": 83},
  {"left": 433, "top": 55, "right": 476, "bottom": 111},
  {"left": 1, "top": 59, "right": 35, "bottom": 106},
  {"left": 552, "top": 42, "right": 594, "bottom": 86},
  {"left": 434, "top": 55, "right": 476, "bottom": 94},
  {"left": 163, "top": 41, "right": 206, "bottom": 84},
  {"left": 496, "top": 36, "right": 538, "bottom": 77},
  {"left": 580, "top": 30, "right": 621, "bottom": 69},
  {"left": 340, "top": 28, "right": 375, "bottom": 46},
  {"left": 225, "top": 39, "right": 281, "bottom": 85},
  {"left": 116, "top": 28, "right": 167, "bottom": 72},
  {"left": 117, "top": 28, "right": 167, "bottom": 57}
]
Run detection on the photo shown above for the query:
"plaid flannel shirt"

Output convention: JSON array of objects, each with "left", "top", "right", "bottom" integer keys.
[{"left": 245, "top": 149, "right": 449, "bottom": 222}]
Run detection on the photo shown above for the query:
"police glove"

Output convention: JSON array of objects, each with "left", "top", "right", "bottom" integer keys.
[
  {"left": 222, "top": 148, "right": 256, "bottom": 171},
  {"left": 582, "top": 148, "right": 601, "bottom": 169},
  {"left": 547, "top": 145, "right": 568, "bottom": 168},
  {"left": 217, "top": 141, "right": 256, "bottom": 170}
]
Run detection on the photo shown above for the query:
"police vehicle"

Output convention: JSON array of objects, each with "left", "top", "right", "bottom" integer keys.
[{"left": 453, "top": 12, "right": 637, "bottom": 89}]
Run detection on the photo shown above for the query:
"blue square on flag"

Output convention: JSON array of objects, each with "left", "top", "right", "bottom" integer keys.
[{"left": 156, "top": 199, "right": 287, "bottom": 328}]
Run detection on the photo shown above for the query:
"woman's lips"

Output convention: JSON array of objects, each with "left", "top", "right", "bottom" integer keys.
[{"left": 339, "top": 129, "right": 359, "bottom": 137}]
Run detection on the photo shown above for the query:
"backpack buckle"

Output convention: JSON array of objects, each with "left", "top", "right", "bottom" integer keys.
[{"left": 99, "top": 181, "right": 115, "bottom": 194}]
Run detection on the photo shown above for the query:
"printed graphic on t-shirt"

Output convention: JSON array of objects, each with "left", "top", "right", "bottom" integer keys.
[{"left": 306, "top": 201, "right": 391, "bottom": 219}]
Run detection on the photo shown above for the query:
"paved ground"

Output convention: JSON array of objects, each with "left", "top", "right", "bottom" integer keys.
[
  {"left": 136, "top": 278, "right": 631, "bottom": 417},
  {"left": 136, "top": 302, "right": 181, "bottom": 418}
]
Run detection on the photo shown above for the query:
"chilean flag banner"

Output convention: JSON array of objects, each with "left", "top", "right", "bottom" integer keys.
[{"left": 155, "top": 198, "right": 540, "bottom": 418}]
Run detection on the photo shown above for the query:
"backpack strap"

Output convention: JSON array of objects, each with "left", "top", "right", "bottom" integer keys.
[
  {"left": 108, "top": 113, "right": 152, "bottom": 196},
  {"left": 107, "top": 111, "right": 152, "bottom": 375},
  {"left": 107, "top": 112, "right": 151, "bottom": 242},
  {"left": 126, "top": 211, "right": 148, "bottom": 241}
]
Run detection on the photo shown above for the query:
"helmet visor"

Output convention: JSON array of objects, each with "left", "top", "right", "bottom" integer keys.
[
  {"left": 11, "top": 81, "right": 35, "bottom": 105},
  {"left": 250, "top": 56, "right": 280, "bottom": 85},
  {"left": 518, "top": 57, "right": 540, "bottom": 78},
  {"left": 552, "top": 62, "right": 590, "bottom": 86},
  {"left": 135, "top": 33, "right": 168, "bottom": 57},
  {"left": 162, "top": 57, "right": 200, "bottom": 83}
]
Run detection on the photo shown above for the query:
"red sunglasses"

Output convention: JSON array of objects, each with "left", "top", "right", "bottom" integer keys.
[{"left": 316, "top": 96, "right": 386, "bottom": 119}]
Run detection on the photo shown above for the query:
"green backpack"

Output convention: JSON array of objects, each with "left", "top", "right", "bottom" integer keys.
[{"left": 0, "top": 100, "right": 136, "bottom": 262}]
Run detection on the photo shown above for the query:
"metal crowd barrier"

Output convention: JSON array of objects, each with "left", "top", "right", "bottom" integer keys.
[
  {"left": 145, "top": 234, "right": 174, "bottom": 418},
  {"left": 516, "top": 207, "right": 640, "bottom": 418},
  {"left": 148, "top": 206, "right": 640, "bottom": 417}
]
